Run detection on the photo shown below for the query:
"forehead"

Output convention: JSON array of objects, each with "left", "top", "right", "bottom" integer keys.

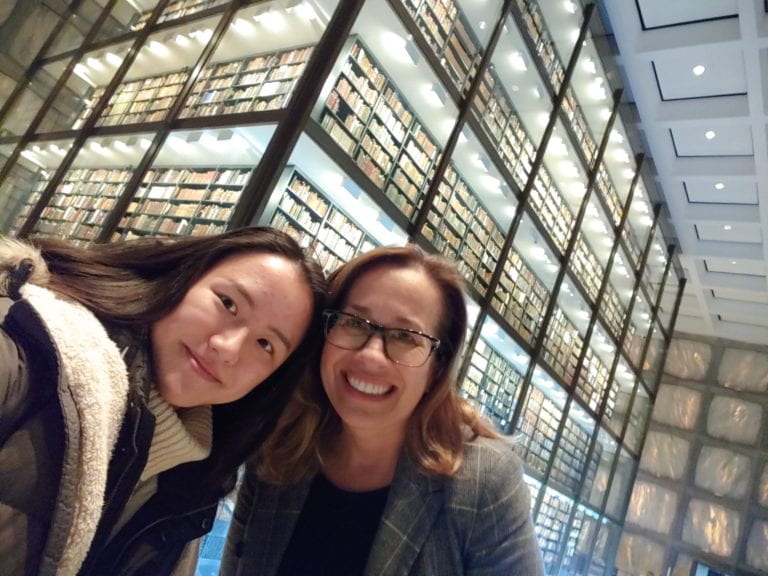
[
  {"left": 344, "top": 264, "right": 443, "bottom": 324},
  {"left": 205, "top": 251, "right": 291, "bottom": 278}
]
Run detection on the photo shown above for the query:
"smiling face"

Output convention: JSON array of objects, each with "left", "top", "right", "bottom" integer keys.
[
  {"left": 150, "top": 252, "right": 313, "bottom": 408},
  {"left": 320, "top": 264, "right": 444, "bottom": 443}
]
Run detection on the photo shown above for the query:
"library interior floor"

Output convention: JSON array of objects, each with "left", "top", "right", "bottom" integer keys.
[{"left": 0, "top": 1, "right": 766, "bottom": 575}]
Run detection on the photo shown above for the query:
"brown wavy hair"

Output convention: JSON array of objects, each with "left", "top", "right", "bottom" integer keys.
[
  {"left": 259, "top": 244, "right": 497, "bottom": 484},
  {"left": 27, "top": 227, "right": 328, "bottom": 498}
]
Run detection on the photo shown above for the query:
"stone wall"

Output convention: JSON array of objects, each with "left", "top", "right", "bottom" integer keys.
[{"left": 615, "top": 335, "right": 768, "bottom": 576}]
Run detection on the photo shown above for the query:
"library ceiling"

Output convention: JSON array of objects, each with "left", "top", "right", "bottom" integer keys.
[{"left": 602, "top": 0, "right": 768, "bottom": 345}]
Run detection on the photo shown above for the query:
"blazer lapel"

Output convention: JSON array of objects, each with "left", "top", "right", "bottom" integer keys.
[
  {"left": 364, "top": 454, "right": 445, "bottom": 576},
  {"left": 245, "top": 480, "right": 311, "bottom": 576}
]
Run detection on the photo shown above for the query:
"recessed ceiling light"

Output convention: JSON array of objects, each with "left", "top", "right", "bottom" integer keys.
[
  {"left": 715, "top": 182, "right": 725, "bottom": 190},
  {"left": 723, "top": 225, "right": 732, "bottom": 230},
  {"left": 705, "top": 130, "right": 716, "bottom": 140},
  {"left": 731, "top": 260, "right": 737, "bottom": 265},
  {"left": 693, "top": 65, "right": 706, "bottom": 76}
]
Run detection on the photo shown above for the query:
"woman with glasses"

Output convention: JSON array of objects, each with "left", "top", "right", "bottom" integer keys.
[{"left": 221, "top": 245, "right": 544, "bottom": 575}]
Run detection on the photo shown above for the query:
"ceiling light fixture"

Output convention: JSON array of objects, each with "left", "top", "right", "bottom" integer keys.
[
  {"left": 715, "top": 182, "right": 725, "bottom": 190},
  {"left": 705, "top": 130, "right": 716, "bottom": 140},
  {"left": 510, "top": 51, "right": 527, "bottom": 72},
  {"left": 693, "top": 65, "right": 706, "bottom": 76},
  {"left": 425, "top": 83, "right": 447, "bottom": 107},
  {"left": 723, "top": 224, "right": 732, "bottom": 230}
]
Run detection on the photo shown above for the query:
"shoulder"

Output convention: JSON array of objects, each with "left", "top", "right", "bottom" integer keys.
[{"left": 447, "top": 436, "right": 528, "bottom": 510}]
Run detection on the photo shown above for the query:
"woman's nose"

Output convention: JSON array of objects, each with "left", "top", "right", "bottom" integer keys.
[
  {"left": 356, "top": 332, "right": 390, "bottom": 363},
  {"left": 210, "top": 327, "right": 248, "bottom": 364}
]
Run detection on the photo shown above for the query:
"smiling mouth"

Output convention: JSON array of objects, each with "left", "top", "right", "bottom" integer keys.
[
  {"left": 187, "top": 347, "right": 220, "bottom": 382},
  {"left": 347, "top": 376, "right": 393, "bottom": 397}
]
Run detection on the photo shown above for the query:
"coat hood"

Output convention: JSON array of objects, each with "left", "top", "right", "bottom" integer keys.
[{"left": 0, "top": 236, "right": 50, "bottom": 298}]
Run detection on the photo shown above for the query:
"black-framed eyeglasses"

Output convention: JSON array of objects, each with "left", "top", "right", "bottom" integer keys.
[{"left": 322, "top": 309, "right": 440, "bottom": 367}]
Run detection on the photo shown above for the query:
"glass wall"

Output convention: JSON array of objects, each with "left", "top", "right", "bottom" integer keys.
[{"left": 0, "top": 1, "right": 684, "bottom": 574}]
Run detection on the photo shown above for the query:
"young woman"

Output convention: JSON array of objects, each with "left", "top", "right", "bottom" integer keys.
[
  {"left": 222, "top": 245, "right": 544, "bottom": 575},
  {"left": 0, "top": 227, "right": 327, "bottom": 576}
]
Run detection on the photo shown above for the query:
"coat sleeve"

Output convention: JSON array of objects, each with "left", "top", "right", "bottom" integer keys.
[
  {"left": 464, "top": 440, "right": 545, "bottom": 576},
  {"left": 0, "top": 317, "right": 28, "bottom": 443}
]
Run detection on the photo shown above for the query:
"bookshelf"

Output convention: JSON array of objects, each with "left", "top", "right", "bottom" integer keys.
[
  {"left": 33, "top": 168, "right": 131, "bottom": 243},
  {"left": 131, "top": 0, "right": 229, "bottom": 31},
  {"left": 536, "top": 486, "right": 574, "bottom": 574},
  {"left": 459, "top": 337, "right": 524, "bottom": 430},
  {"left": 319, "top": 39, "right": 440, "bottom": 221},
  {"left": 268, "top": 167, "right": 378, "bottom": 274},
  {"left": 423, "top": 163, "right": 504, "bottom": 295},
  {"left": 114, "top": 167, "right": 250, "bottom": 239},
  {"left": 398, "top": 0, "right": 483, "bottom": 93},
  {"left": 516, "top": 384, "right": 564, "bottom": 476},
  {"left": 181, "top": 46, "right": 314, "bottom": 117},
  {"left": 541, "top": 307, "right": 583, "bottom": 386},
  {"left": 492, "top": 248, "right": 550, "bottom": 347}
]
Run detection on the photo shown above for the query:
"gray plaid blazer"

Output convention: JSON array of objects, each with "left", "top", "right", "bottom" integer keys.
[{"left": 220, "top": 437, "right": 544, "bottom": 576}]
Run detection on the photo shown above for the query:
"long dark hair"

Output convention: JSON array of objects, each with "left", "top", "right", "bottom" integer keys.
[{"left": 32, "top": 227, "right": 328, "bottom": 498}]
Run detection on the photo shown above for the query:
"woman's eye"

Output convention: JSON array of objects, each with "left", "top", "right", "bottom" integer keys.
[
  {"left": 391, "top": 330, "right": 417, "bottom": 345},
  {"left": 218, "top": 294, "right": 237, "bottom": 314},
  {"left": 257, "top": 338, "right": 274, "bottom": 354}
]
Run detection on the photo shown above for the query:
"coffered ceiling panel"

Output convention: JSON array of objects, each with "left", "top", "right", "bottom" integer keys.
[
  {"left": 695, "top": 222, "right": 762, "bottom": 244},
  {"left": 684, "top": 180, "right": 758, "bottom": 204},
  {"left": 711, "top": 287, "right": 768, "bottom": 304},
  {"left": 636, "top": 0, "right": 738, "bottom": 29},
  {"left": 704, "top": 258, "right": 767, "bottom": 276},
  {"left": 670, "top": 125, "right": 753, "bottom": 156},
  {"left": 652, "top": 47, "right": 746, "bottom": 100}
]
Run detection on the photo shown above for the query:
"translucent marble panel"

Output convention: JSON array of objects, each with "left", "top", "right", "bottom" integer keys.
[
  {"left": 626, "top": 481, "right": 678, "bottom": 534},
  {"left": 652, "top": 384, "right": 701, "bottom": 430},
  {"left": 707, "top": 396, "right": 762, "bottom": 445},
  {"left": 695, "top": 447, "right": 751, "bottom": 499},
  {"left": 682, "top": 499, "right": 740, "bottom": 557},
  {"left": 718, "top": 347, "right": 768, "bottom": 393},
  {"left": 761, "top": 464, "right": 768, "bottom": 508},
  {"left": 615, "top": 532, "right": 665, "bottom": 576},
  {"left": 747, "top": 520, "right": 768, "bottom": 570},
  {"left": 664, "top": 338, "right": 711, "bottom": 381},
  {"left": 639, "top": 431, "right": 690, "bottom": 480}
]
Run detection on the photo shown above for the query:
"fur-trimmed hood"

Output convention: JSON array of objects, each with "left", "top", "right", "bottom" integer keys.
[
  {"left": 0, "top": 236, "right": 50, "bottom": 295},
  {"left": 0, "top": 236, "right": 130, "bottom": 575}
]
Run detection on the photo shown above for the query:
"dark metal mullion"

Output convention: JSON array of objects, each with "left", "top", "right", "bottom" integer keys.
[
  {"left": 385, "top": 0, "right": 463, "bottom": 111},
  {"left": 637, "top": 243, "right": 677, "bottom": 394},
  {"left": 406, "top": 0, "right": 512, "bottom": 242},
  {"left": 227, "top": 0, "right": 366, "bottom": 230},
  {"left": 16, "top": 0, "right": 174, "bottom": 238},
  {"left": 0, "top": 0, "right": 120, "bottom": 200},
  {"left": 0, "top": 0, "right": 86, "bottom": 122},
  {"left": 500, "top": 5, "right": 599, "bottom": 441},
  {"left": 578, "top": 204, "right": 665, "bottom": 570},
  {"left": 529, "top": 88, "right": 622, "bottom": 529},
  {"left": 572, "top": 152, "right": 644, "bottom": 406},
  {"left": 458, "top": 4, "right": 597, "bottom": 399},
  {"left": 575, "top": 202, "right": 661, "bottom": 551},
  {"left": 95, "top": 0, "right": 245, "bottom": 242},
  {"left": 547, "top": 153, "right": 645, "bottom": 574}
]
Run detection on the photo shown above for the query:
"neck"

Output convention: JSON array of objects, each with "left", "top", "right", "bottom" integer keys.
[{"left": 321, "top": 425, "right": 406, "bottom": 492}]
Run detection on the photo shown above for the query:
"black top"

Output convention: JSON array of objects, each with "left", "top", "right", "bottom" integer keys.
[{"left": 276, "top": 474, "right": 390, "bottom": 576}]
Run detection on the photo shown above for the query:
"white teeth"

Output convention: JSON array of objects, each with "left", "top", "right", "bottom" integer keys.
[{"left": 348, "top": 377, "right": 391, "bottom": 396}]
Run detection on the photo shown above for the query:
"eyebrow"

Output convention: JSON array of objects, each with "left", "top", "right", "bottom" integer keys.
[
  {"left": 346, "top": 305, "right": 422, "bottom": 332},
  {"left": 231, "top": 279, "right": 292, "bottom": 351}
]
